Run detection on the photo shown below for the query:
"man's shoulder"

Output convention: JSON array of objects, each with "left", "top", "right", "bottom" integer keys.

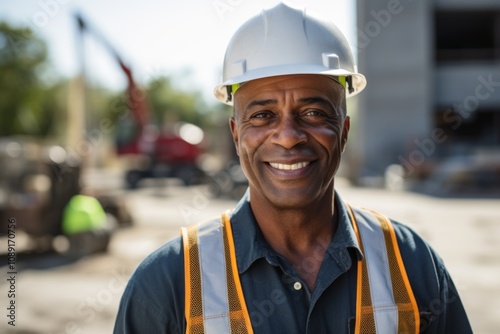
[
  {"left": 134, "top": 235, "right": 183, "bottom": 276},
  {"left": 349, "top": 204, "right": 444, "bottom": 273},
  {"left": 131, "top": 215, "right": 222, "bottom": 281},
  {"left": 349, "top": 205, "right": 436, "bottom": 259},
  {"left": 387, "top": 218, "right": 447, "bottom": 288},
  {"left": 115, "top": 235, "right": 186, "bottom": 333},
  {"left": 389, "top": 219, "right": 437, "bottom": 260}
]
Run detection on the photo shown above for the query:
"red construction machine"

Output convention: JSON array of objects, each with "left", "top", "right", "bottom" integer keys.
[{"left": 76, "top": 14, "right": 206, "bottom": 189}]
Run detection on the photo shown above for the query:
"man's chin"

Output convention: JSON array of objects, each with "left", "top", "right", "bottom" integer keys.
[{"left": 257, "top": 187, "right": 321, "bottom": 210}]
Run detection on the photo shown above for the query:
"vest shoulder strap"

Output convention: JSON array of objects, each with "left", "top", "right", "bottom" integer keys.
[
  {"left": 348, "top": 205, "right": 420, "bottom": 334},
  {"left": 181, "top": 213, "right": 253, "bottom": 334}
]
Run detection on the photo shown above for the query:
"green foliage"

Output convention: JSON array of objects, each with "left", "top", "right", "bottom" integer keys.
[
  {"left": 0, "top": 21, "right": 225, "bottom": 142},
  {"left": 0, "top": 22, "right": 53, "bottom": 137},
  {"left": 146, "top": 76, "right": 208, "bottom": 127}
]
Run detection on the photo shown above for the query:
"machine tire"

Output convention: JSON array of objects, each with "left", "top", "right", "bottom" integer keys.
[{"left": 125, "top": 170, "right": 142, "bottom": 189}]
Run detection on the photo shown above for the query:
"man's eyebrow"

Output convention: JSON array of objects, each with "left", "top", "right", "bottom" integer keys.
[
  {"left": 245, "top": 99, "right": 277, "bottom": 110},
  {"left": 297, "top": 96, "right": 335, "bottom": 109},
  {"left": 243, "top": 96, "right": 338, "bottom": 113}
]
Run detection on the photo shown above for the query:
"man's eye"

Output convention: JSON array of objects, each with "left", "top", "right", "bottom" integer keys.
[
  {"left": 252, "top": 112, "right": 273, "bottom": 119},
  {"left": 301, "top": 109, "right": 338, "bottom": 125},
  {"left": 247, "top": 111, "right": 275, "bottom": 126},
  {"left": 304, "top": 109, "right": 327, "bottom": 118}
]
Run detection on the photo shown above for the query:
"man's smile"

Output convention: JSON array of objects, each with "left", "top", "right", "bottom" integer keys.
[{"left": 268, "top": 161, "right": 311, "bottom": 171}]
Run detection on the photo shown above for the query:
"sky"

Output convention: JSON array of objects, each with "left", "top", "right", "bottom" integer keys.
[{"left": 0, "top": 0, "right": 356, "bottom": 102}]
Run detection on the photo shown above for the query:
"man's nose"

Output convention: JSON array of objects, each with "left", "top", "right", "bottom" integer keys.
[{"left": 270, "top": 115, "right": 307, "bottom": 149}]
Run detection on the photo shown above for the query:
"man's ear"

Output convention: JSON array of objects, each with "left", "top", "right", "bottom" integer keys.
[
  {"left": 229, "top": 116, "right": 240, "bottom": 156},
  {"left": 341, "top": 116, "right": 350, "bottom": 153}
]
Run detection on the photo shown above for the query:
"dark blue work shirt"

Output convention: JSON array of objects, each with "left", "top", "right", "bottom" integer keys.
[{"left": 114, "top": 191, "right": 472, "bottom": 333}]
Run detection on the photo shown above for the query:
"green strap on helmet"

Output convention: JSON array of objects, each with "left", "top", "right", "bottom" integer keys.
[
  {"left": 338, "top": 76, "right": 346, "bottom": 89},
  {"left": 228, "top": 76, "right": 349, "bottom": 102}
]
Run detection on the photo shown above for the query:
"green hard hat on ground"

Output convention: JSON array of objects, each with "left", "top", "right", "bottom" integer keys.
[{"left": 62, "top": 195, "right": 107, "bottom": 235}]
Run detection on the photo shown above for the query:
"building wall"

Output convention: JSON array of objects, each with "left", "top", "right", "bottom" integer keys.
[
  {"left": 355, "top": 0, "right": 433, "bottom": 181},
  {"left": 435, "top": 65, "right": 500, "bottom": 108},
  {"left": 434, "top": 0, "right": 500, "bottom": 10},
  {"left": 354, "top": 0, "right": 500, "bottom": 185}
]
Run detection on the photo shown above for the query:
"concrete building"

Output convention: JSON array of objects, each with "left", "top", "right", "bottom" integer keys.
[{"left": 352, "top": 0, "right": 500, "bottom": 194}]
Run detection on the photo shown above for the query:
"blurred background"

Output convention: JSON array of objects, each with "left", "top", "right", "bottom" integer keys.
[{"left": 0, "top": 0, "right": 498, "bottom": 333}]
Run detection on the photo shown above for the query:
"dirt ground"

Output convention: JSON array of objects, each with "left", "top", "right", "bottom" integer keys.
[{"left": 0, "top": 175, "right": 499, "bottom": 333}]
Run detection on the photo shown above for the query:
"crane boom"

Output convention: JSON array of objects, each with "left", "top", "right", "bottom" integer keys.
[{"left": 73, "top": 13, "right": 206, "bottom": 188}]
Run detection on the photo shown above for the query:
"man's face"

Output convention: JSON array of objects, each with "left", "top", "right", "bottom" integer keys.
[{"left": 230, "top": 74, "right": 350, "bottom": 209}]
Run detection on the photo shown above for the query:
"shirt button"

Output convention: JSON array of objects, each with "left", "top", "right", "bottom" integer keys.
[{"left": 293, "top": 282, "right": 302, "bottom": 291}]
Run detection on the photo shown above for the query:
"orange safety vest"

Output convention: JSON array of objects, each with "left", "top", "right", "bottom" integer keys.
[{"left": 181, "top": 206, "right": 420, "bottom": 334}]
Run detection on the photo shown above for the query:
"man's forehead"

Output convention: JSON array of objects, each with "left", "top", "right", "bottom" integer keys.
[
  {"left": 244, "top": 74, "right": 340, "bottom": 89},
  {"left": 234, "top": 74, "right": 344, "bottom": 108}
]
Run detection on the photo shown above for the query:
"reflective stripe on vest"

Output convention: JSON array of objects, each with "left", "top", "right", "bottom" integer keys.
[
  {"left": 182, "top": 208, "right": 419, "bottom": 334},
  {"left": 181, "top": 212, "right": 253, "bottom": 334},
  {"left": 347, "top": 205, "right": 420, "bottom": 334}
]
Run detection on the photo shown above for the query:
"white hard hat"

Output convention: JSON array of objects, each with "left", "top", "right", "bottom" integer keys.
[{"left": 214, "top": 2, "right": 367, "bottom": 105}]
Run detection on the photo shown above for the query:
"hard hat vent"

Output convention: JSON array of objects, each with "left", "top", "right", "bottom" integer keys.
[
  {"left": 230, "top": 59, "right": 247, "bottom": 77},
  {"left": 322, "top": 54, "right": 340, "bottom": 69}
]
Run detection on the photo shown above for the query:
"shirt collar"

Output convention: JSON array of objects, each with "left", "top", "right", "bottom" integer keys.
[{"left": 228, "top": 189, "right": 363, "bottom": 274}]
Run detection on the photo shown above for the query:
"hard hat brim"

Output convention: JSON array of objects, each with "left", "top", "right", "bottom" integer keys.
[{"left": 214, "top": 66, "right": 366, "bottom": 105}]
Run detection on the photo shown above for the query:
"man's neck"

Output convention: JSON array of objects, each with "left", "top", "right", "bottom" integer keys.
[{"left": 249, "top": 188, "right": 338, "bottom": 291}]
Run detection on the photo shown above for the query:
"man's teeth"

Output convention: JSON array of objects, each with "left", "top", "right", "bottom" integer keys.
[{"left": 269, "top": 162, "right": 310, "bottom": 171}]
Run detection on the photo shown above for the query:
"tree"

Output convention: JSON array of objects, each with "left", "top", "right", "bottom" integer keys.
[
  {"left": 0, "top": 22, "right": 54, "bottom": 137},
  {"left": 146, "top": 76, "right": 208, "bottom": 128}
]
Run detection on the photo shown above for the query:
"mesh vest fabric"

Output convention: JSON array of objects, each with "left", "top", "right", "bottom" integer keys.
[{"left": 182, "top": 208, "right": 419, "bottom": 333}]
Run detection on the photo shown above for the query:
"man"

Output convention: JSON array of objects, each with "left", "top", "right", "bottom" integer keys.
[{"left": 114, "top": 3, "right": 472, "bottom": 333}]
